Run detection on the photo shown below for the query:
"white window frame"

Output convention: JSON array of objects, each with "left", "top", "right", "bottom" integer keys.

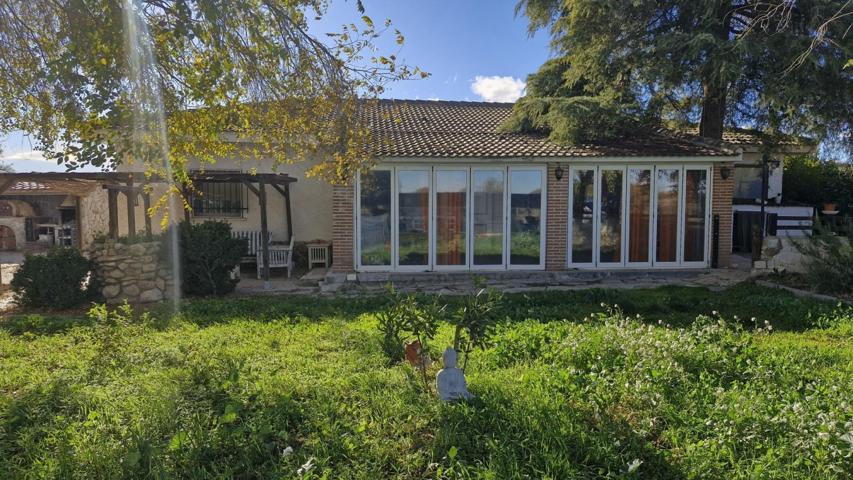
[
  {"left": 355, "top": 167, "right": 394, "bottom": 272},
  {"left": 652, "top": 165, "right": 684, "bottom": 268},
  {"left": 625, "top": 165, "right": 654, "bottom": 268},
  {"left": 680, "top": 166, "right": 712, "bottom": 268},
  {"left": 567, "top": 165, "right": 598, "bottom": 268},
  {"left": 394, "top": 166, "right": 433, "bottom": 272},
  {"left": 597, "top": 165, "right": 627, "bottom": 268},
  {"left": 567, "top": 163, "right": 712, "bottom": 270},
  {"left": 433, "top": 166, "right": 470, "bottom": 271},
  {"left": 507, "top": 166, "right": 547, "bottom": 271},
  {"left": 470, "top": 166, "right": 507, "bottom": 271}
]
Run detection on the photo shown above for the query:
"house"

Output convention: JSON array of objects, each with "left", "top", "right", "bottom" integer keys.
[
  {"left": 711, "top": 128, "right": 817, "bottom": 252},
  {"left": 5, "top": 99, "right": 816, "bottom": 286}
]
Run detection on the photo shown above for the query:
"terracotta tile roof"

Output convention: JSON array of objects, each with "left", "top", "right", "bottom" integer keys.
[
  {"left": 684, "top": 126, "right": 807, "bottom": 146},
  {"left": 363, "top": 99, "right": 734, "bottom": 158}
]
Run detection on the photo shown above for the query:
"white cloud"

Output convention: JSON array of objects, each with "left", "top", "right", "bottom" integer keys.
[
  {"left": 470, "top": 76, "right": 526, "bottom": 103},
  {"left": 1, "top": 150, "right": 46, "bottom": 163}
]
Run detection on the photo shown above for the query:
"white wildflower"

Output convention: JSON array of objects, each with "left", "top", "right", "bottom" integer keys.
[
  {"left": 627, "top": 458, "right": 643, "bottom": 473},
  {"left": 297, "top": 457, "right": 315, "bottom": 477}
]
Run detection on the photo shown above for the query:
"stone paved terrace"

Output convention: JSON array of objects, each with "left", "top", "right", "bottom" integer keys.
[{"left": 320, "top": 267, "right": 751, "bottom": 296}]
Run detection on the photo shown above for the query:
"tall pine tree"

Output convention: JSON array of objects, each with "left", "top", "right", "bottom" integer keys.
[{"left": 505, "top": 0, "right": 851, "bottom": 153}]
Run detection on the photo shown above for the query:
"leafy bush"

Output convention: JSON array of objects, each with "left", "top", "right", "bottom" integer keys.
[
  {"left": 10, "top": 247, "right": 100, "bottom": 309},
  {"left": 450, "top": 280, "right": 504, "bottom": 371},
  {"left": 784, "top": 155, "right": 853, "bottom": 213},
  {"left": 172, "top": 221, "right": 245, "bottom": 296},
  {"left": 376, "top": 285, "right": 443, "bottom": 367}
]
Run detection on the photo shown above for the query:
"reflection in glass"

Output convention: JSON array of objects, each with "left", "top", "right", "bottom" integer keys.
[
  {"left": 397, "top": 170, "right": 429, "bottom": 266},
  {"left": 509, "top": 170, "right": 542, "bottom": 265},
  {"left": 628, "top": 169, "right": 651, "bottom": 263},
  {"left": 571, "top": 169, "right": 595, "bottom": 264},
  {"left": 435, "top": 170, "right": 467, "bottom": 266},
  {"left": 684, "top": 169, "right": 708, "bottom": 262},
  {"left": 359, "top": 170, "right": 391, "bottom": 266},
  {"left": 472, "top": 170, "right": 504, "bottom": 265},
  {"left": 599, "top": 169, "right": 623, "bottom": 263},
  {"left": 656, "top": 168, "right": 680, "bottom": 262}
]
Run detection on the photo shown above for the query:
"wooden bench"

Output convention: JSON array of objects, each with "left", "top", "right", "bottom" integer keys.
[
  {"left": 231, "top": 230, "right": 273, "bottom": 264},
  {"left": 256, "top": 236, "right": 295, "bottom": 279}
]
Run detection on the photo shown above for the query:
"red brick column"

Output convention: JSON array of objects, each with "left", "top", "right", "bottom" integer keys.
[
  {"left": 545, "top": 162, "right": 568, "bottom": 271},
  {"left": 712, "top": 163, "right": 734, "bottom": 268},
  {"left": 332, "top": 183, "right": 355, "bottom": 273}
]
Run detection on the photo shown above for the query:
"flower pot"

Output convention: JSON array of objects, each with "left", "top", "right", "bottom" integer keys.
[{"left": 823, "top": 202, "right": 838, "bottom": 212}]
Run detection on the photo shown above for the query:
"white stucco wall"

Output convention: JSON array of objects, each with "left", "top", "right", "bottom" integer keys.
[
  {"left": 116, "top": 154, "right": 334, "bottom": 243},
  {"left": 80, "top": 188, "right": 110, "bottom": 247}
]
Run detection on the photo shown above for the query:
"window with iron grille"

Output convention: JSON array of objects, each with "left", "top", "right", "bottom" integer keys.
[{"left": 191, "top": 171, "right": 248, "bottom": 217}]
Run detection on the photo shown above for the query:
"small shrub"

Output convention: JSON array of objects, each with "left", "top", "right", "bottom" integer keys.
[
  {"left": 793, "top": 222, "right": 853, "bottom": 296},
  {"left": 376, "top": 285, "right": 443, "bottom": 372},
  {"left": 10, "top": 247, "right": 100, "bottom": 309},
  {"left": 171, "top": 221, "right": 245, "bottom": 296},
  {"left": 450, "top": 279, "right": 504, "bottom": 371}
]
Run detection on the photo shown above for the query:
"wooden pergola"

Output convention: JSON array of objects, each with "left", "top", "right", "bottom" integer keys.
[{"left": 0, "top": 171, "right": 297, "bottom": 287}]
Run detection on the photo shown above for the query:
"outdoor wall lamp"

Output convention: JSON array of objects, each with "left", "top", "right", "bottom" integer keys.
[
  {"left": 719, "top": 166, "right": 733, "bottom": 179},
  {"left": 554, "top": 165, "right": 565, "bottom": 181}
]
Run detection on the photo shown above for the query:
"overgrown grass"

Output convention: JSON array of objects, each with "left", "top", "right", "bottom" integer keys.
[{"left": 1, "top": 284, "right": 851, "bottom": 478}]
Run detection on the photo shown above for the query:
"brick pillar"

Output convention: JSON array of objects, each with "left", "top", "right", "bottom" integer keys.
[
  {"left": 545, "top": 162, "right": 568, "bottom": 271},
  {"left": 712, "top": 163, "right": 734, "bottom": 268},
  {"left": 332, "top": 183, "right": 355, "bottom": 273}
]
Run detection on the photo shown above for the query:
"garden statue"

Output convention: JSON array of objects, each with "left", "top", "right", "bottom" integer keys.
[{"left": 436, "top": 347, "right": 472, "bottom": 401}]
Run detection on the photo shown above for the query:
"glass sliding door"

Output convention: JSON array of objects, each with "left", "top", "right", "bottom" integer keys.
[
  {"left": 599, "top": 168, "right": 624, "bottom": 265},
  {"left": 655, "top": 168, "right": 680, "bottom": 264},
  {"left": 570, "top": 168, "right": 595, "bottom": 266},
  {"left": 508, "top": 168, "right": 544, "bottom": 267},
  {"left": 397, "top": 169, "right": 430, "bottom": 269},
  {"left": 358, "top": 169, "right": 392, "bottom": 268},
  {"left": 627, "top": 168, "right": 652, "bottom": 265},
  {"left": 434, "top": 169, "right": 468, "bottom": 269},
  {"left": 472, "top": 169, "right": 505, "bottom": 267},
  {"left": 683, "top": 169, "right": 708, "bottom": 263}
]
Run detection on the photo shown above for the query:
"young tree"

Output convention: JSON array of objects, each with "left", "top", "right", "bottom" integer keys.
[
  {"left": 0, "top": 0, "right": 426, "bottom": 186},
  {"left": 506, "top": 0, "right": 851, "bottom": 151}
]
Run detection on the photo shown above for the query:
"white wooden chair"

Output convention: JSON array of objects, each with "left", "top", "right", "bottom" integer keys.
[
  {"left": 231, "top": 230, "right": 273, "bottom": 264},
  {"left": 257, "top": 236, "right": 295, "bottom": 279}
]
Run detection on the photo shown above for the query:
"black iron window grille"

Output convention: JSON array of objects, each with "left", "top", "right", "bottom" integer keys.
[{"left": 191, "top": 171, "right": 249, "bottom": 217}]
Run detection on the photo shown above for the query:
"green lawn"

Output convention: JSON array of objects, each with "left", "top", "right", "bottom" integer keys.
[{"left": 1, "top": 285, "right": 851, "bottom": 479}]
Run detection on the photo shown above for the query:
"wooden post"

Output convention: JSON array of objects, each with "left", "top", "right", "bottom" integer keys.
[
  {"left": 107, "top": 188, "right": 119, "bottom": 239},
  {"left": 125, "top": 182, "right": 136, "bottom": 236},
  {"left": 143, "top": 193, "right": 152, "bottom": 236},
  {"left": 259, "top": 180, "right": 271, "bottom": 289},
  {"left": 284, "top": 182, "right": 293, "bottom": 243}
]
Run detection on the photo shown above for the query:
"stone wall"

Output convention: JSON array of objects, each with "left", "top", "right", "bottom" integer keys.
[
  {"left": 754, "top": 235, "right": 850, "bottom": 274},
  {"left": 88, "top": 240, "right": 174, "bottom": 304}
]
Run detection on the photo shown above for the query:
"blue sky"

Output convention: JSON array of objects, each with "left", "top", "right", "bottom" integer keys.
[{"left": 0, "top": 0, "right": 550, "bottom": 172}]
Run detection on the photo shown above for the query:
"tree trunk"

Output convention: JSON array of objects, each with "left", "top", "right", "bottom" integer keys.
[
  {"left": 699, "top": 3, "right": 732, "bottom": 141},
  {"left": 699, "top": 81, "right": 727, "bottom": 140}
]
